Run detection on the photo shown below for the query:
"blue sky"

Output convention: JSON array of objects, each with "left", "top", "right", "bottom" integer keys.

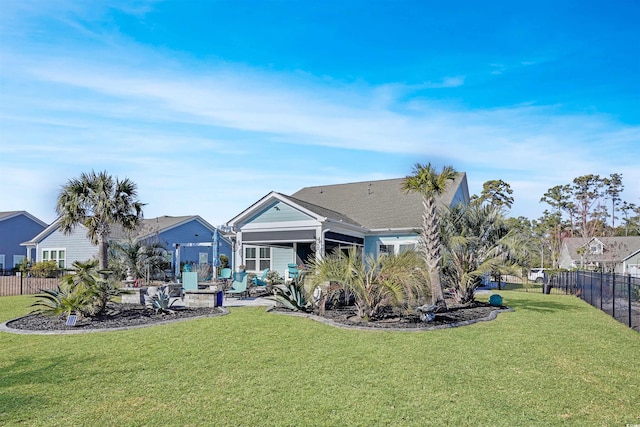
[{"left": 1, "top": 0, "right": 638, "bottom": 227}]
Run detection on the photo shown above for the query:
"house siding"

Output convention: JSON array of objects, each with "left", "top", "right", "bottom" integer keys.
[
  {"left": 624, "top": 251, "right": 640, "bottom": 277},
  {"left": 38, "top": 225, "right": 98, "bottom": 267},
  {"left": 365, "top": 234, "right": 420, "bottom": 257},
  {"left": 0, "top": 213, "right": 46, "bottom": 269},
  {"left": 157, "top": 219, "right": 232, "bottom": 267},
  {"left": 248, "top": 201, "right": 310, "bottom": 223}
]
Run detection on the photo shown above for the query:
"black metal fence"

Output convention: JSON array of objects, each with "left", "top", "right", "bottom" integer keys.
[
  {"left": 549, "top": 271, "right": 640, "bottom": 332},
  {"left": 0, "top": 270, "right": 65, "bottom": 297}
]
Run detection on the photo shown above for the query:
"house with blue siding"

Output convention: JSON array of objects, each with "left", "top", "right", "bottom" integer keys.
[
  {"left": 21, "top": 215, "right": 232, "bottom": 276},
  {"left": 0, "top": 211, "right": 48, "bottom": 272},
  {"left": 227, "top": 175, "right": 469, "bottom": 279}
]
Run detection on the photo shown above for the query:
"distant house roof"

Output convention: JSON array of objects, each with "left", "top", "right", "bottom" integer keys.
[
  {"left": 290, "top": 174, "right": 468, "bottom": 230},
  {"left": 23, "top": 215, "right": 219, "bottom": 245},
  {"left": 0, "top": 211, "right": 48, "bottom": 227},
  {"left": 562, "top": 236, "right": 640, "bottom": 263}
]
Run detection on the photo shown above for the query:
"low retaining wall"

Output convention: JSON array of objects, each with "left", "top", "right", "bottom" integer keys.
[
  {"left": 120, "top": 284, "right": 183, "bottom": 305},
  {"left": 183, "top": 289, "right": 223, "bottom": 308}
]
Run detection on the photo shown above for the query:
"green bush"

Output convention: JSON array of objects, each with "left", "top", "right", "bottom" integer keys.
[
  {"left": 29, "top": 260, "right": 59, "bottom": 278},
  {"left": 31, "top": 260, "right": 118, "bottom": 319}
]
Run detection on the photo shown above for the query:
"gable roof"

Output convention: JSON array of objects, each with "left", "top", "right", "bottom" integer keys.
[
  {"left": 0, "top": 211, "right": 48, "bottom": 227},
  {"left": 291, "top": 174, "right": 467, "bottom": 230},
  {"left": 23, "top": 215, "right": 218, "bottom": 245},
  {"left": 562, "top": 236, "right": 640, "bottom": 263},
  {"left": 278, "top": 193, "right": 363, "bottom": 227},
  {"left": 128, "top": 215, "right": 216, "bottom": 240}
]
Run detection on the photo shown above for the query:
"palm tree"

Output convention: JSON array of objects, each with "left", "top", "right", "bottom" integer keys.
[
  {"left": 305, "top": 247, "right": 425, "bottom": 320},
  {"left": 402, "top": 163, "right": 458, "bottom": 311},
  {"left": 440, "top": 203, "right": 528, "bottom": 303},
  {"left": 109, "top": 238, "right": 168, "bottom": 283},
  {"left": 56, "top": 170, "right": 144, "bottom": 271}
]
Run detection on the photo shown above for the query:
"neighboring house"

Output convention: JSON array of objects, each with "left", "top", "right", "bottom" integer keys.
[
  {"left": 21, "top": 215, "right": 232, "bottom": 276},
  {"left": 227, "top": 174, "right": 469, "bottom": 279},
  {"left": 558, "top": 236, "right": 640, "bottom": 276},
  {"left": 0, "top": 211, "right": 48, "bottom": 273}
]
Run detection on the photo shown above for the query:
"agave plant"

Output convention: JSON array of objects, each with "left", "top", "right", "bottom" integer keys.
[
  {"left": 147, "top": 286, "right": 178, "bottom": 314},
  {"left": 266, "top": 277, "right": 309, "bottom": 311}
]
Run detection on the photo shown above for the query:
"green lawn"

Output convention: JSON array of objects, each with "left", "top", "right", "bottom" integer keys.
[{"left": 1, "top": 292, "right": 638, "bottom": 426}]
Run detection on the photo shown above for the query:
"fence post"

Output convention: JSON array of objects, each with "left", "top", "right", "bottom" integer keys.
[
  {"left": 20, "top": 272, "right": 23, "bottom": 295},
  {"left": 628, "top": 275, "right": 633, "bottom": 329},
  {"left": 599, "top": 270, "right": 603, "bottom": 310},
  {"left": 612, "top": 272, "right": 616, "bottom": 321}
]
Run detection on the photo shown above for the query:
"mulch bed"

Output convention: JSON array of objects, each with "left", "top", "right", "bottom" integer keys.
[
  {"left": 3, "top": 301, "right": 508, "bottom": 333},
  {"left": 4, "top": 304, "right": 224, "bottom": 332},
  {"left": 272, "top": 301, "right": 510, "bottom": 330}
]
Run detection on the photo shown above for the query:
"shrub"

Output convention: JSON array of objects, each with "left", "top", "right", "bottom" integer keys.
[
  {"left": 30, "top": 261, "right": 59, "bottom": 278},
  {"left": 31, "top": 283, "right": 94, "bottom": 319},
  {"left": 305, "top": 247, "right": 426, "bottom": 320},
  {"left": 31, "top": 260, "right": 118, "bottom": 319}
]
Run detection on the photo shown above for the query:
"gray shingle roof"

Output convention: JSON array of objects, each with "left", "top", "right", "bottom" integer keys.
[
  {"left": 0, "top": 211, "right": 21, "bottom": 220},
  {"left": 562, "top": 236, "right": 640, "bottom": 262},
  {"left": 277, "top": 193, "right": 363, "bottom": 228},
  {"left": 291, "top": 174, "right": 467, "bottom": 230},
  {"left": 0, "top": 211, "right": 48, "bottom": 227}
]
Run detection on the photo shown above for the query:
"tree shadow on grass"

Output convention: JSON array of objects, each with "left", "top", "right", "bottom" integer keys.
[
  {"left": 505, "top": 296, "right": 582, "bottom": 314},
  {"left": 0, "top": 355, "right": 98, "bottom": 424}
]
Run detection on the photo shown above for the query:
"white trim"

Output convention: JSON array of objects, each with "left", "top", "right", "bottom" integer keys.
[{"left": 41, "top": 247, "right": 66, "bottom": 268}]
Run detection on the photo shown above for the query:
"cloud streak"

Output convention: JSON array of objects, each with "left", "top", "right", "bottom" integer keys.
[{"left": 1, "top": 24, "right": 638, "bottom": 225}]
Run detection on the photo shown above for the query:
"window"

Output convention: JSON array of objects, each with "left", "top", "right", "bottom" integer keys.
[
  {"left": 0, "top": 254, "right": 4, "bottom": 271},
  {"left": 379, "top": 242, "right": 418, "bottom": 256},
  {"left": 13, "top": 255, "right": 25, "bottom": 269},
  {"left": 589, "top": 244, "right": 602, "bottom": 255},
  {"left": 42, "top": 249, "right": 66, "bottom": 268},
  {"left": 399, "top": 244, "right": 416, "bottom": 254},
  {"left": 244, "top": 246, "right": 271, "bottom": 271},
  {"left": 379, "top": 245, "right": 394, "bottom": 256}
]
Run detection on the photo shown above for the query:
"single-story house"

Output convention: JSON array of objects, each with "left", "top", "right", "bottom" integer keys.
[
  {"left": 558, "top": 236, "right": 640, "bottom": 276},
  {"left": 21, "top": 215, "right": 232, "bottom": 277},
  {"left": 226, "top": 174, "right": 469, "bottom": 279},
  {"left": 0, "top": 211, "right": 48, "bottom": 273}
]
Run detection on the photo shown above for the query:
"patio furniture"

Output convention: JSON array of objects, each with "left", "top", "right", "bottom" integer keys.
[
  {"left": 219, "top": 267, "right": 232, "bottom": 288},
  {"left": 225, "top": 271, "right": 249, "bottom": 299},
  {"left": 253, "top": 268, "right": 269, "bottom": 287},
  {"left": 182, "top": 271, "right": 198, "bottom": 291},
  {"left": 287, "top": 264, "right": 299, "bottom": 282}
]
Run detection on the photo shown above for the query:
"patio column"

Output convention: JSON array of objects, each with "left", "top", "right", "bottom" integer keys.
[
  {"left": 235, "top": 231, "right": 243, "bottom": 271},
  {"left": 315, "top": 225, "right": 325, "bottom": 261}
]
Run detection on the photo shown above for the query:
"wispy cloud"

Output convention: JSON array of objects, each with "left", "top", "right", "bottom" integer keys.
[{"left": 1, "top": 20, "right": 638, "bottom": 225}]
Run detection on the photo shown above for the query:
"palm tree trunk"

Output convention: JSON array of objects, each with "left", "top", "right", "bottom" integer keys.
[
  {"left": 421, "top": 197, "right": 447, "bottom": 310},
  {"left": 98, "top": 235, "right": 109, "bottom": 271}
]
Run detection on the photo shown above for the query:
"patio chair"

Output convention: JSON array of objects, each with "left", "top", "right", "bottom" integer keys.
[
  {"left": 253, "top": 268, "right": 269, "bottom": 287},
  {"left": 182, "top": 271, "right": 198, "bottom": 291},
  {"left": 225, "top": 271, "right": 249, "bottom": 299},
  {"left": 287, "top": 263, "right": 299, "bottom": 282},
  {"left": 219, "top": 267, "right": 232, "bottom": 288}
]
